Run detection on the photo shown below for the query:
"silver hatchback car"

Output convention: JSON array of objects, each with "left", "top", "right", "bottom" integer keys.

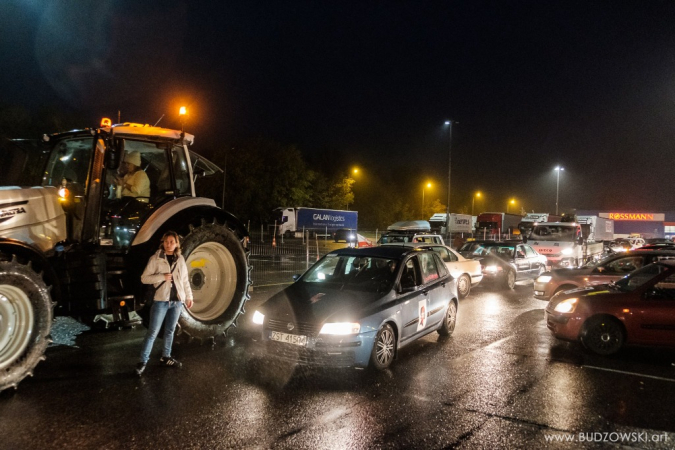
[{"left": 534, "top": 249, "right": 675, "bottom": 301}]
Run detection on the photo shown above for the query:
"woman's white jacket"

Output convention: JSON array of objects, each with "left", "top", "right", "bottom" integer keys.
[{"left": 141, "top": 250, "right": 193, "bottom": 303}]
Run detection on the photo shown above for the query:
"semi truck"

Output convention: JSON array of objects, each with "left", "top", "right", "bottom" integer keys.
[
  {"left": 524, "top": 219, "right": 609, "bottom": 268},
  {"left": 517, "top": 213, "right": 562, "bottom": 236},
  {"left": 475, "top": 212, "right": 522, "bottom": 238},
  {"left": 429, "top": 213, "right": 473, "bottom": 235},
  {"left": 0, "top": 116, "right": 252, "bottom": 391},
  {"left": 273, "top": 207, "right": 358, "bottom": 237}
]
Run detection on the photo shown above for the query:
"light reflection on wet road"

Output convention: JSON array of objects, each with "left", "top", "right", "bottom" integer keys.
[{"left": 2, "top": 281, "right": 675, "bottom": 449}]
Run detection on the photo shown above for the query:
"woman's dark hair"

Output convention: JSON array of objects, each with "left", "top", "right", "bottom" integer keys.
[{"left": 159, "top": 230, "right": 181, "bottom": 256}]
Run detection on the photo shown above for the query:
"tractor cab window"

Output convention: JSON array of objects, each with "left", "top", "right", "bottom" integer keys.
[
  {"left": 42, "top": 137, "right": 94, "bottom": 193},
  {"left": 100, "top": 140, "right": 191, "bottom": 249}
]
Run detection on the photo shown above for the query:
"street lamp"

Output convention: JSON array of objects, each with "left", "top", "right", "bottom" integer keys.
[
  {"left": 444, "top": 120, "right": 455, "bottom": 239},
  {"left": 422, "top": 182, "right": 432, "bottom": 210},
  {"left": 472, "top": 192, "right": 481, "bottom": 216},
  {"left": 554, "top": 166, "right": 564, "bottom": 215},
  {"left": 507, "top": 198, "right": 516, "bottom": 214}
]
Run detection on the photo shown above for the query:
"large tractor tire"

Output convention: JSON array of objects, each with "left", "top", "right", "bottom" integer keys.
[
  {"left": 0, "top": 258, "right": 53, "bottom": 391},
  {"left": 178, "top": 220, "right": 251, "bottom": 342}
]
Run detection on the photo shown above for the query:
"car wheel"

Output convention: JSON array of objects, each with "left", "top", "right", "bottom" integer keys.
[
  {"left": 581, "top": 316, "right": 625, "bottom": 355},
  {"left": 456, "top": 274, "right": 471, "bottom": 299},
  {"left": 369, "top": 323, "right": 395, "bottom": 370},
  {"left": 503, "top": 269, "right": 516, "bottom": 290},
  {"left": 438, "top": 300, "right": 457, "bottom": 336}
]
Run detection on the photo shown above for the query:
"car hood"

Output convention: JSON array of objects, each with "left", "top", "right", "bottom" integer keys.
[
  {"left": 548, "top": 283, "right": 621, "bottom": 309},
  {"left": 551, "top": 267, "right": 593, "bottom": 279},
  {"left": 259, "top": 282, "right": 387, "bottom": 323}
]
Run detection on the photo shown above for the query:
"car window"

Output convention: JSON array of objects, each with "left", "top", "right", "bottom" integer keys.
[
  {"left": 434, "top": 254, "right": 449, "bottom": 277},
  {"left": 523, "top": 245, "right": 537, "bottom": 257},
  {"left": 603, "top": 256, "right": 644, "bottom": 274},
  {"left": 654, "top": 273, "right": 675, "bottom": 300},
  {"left": 400, "top": 257, "right": 422, "bottom": 289},
  {"left": 418, "top": 252, "right": 440, "bottom": 284},
  {"left": 431, "top": 246, "right": 457, "bottom": 262}
]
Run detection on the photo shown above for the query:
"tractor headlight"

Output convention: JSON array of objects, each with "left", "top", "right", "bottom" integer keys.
[{"left": 561, "top": 248, "right": 574, "bottom": 255}]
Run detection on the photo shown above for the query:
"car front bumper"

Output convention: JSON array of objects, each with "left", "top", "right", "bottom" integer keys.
[
  {"left": 257, "top": 328, "right": 377, "bottom": 368},
  {"left": 544, "top": 309, "right": 584, "bottom": 341}
]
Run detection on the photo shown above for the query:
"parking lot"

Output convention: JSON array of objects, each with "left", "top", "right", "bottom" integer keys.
[{"left": 2, "top": 277, "right": 674, "bottom": 449}]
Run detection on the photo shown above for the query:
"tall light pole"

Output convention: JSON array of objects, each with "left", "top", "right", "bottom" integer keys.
[
  {"left": 444, "top": 120, "right": 455, "bottom": 239},
  {"left": 472, "top": 191, "right": 481, "bottom": 216},
  {"left": 554, "top": 166, "right": 564, "bottom": 215}
]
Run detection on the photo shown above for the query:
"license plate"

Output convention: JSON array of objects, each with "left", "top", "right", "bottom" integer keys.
[
  {"left": 270, "top": 331, "right": 307, "bottom": 347},
  {"left": 534, "top": 291, "right": 544, "bottom": 296}
]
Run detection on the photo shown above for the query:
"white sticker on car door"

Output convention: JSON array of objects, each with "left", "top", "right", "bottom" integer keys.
[{"left": 417, "top": 299, "right": 427, "bottom": 331}]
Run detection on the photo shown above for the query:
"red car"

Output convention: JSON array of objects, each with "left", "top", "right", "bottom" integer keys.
[{"left": 545, "top": 261, "right": 675, "bottom": 355}]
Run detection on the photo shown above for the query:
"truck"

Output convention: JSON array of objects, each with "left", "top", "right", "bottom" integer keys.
[
  {"left": 429, "top": 213, "right": 473, "bottom": 235},
  {"left": 517, "top": 213, "right": 562, "bottom": 236},
  {"left": 577, "top": 215, "right": 614, "bottom": 241},
  {"left": 475, "top": 212, "right": 522, "bottom": 239},
  {"left": 273, "top": 207, "right": 358, "bottom": 237},
  {"left": 524, "top": 221, "right": 607, "bottom": 268},
  {"left": 0, "top": 117, "right": 252, "bottom": 391}
]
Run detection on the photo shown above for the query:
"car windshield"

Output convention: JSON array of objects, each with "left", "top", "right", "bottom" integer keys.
[
  {"left": 613, "top": 263, "right": 670, "bottom": 292},
  {"left": 301, "top": 254, "right": 398, "bottom": 293},
  {"left": 530, "top": 225, "right": 577, "bottom": 242},
  {"left": 486, "top": 245, "right": 515, "bottom": 259}
]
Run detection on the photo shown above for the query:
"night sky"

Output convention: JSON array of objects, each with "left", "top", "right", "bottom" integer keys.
[{"left": 2, "top": 1, "right": 675, "bottom": 214}]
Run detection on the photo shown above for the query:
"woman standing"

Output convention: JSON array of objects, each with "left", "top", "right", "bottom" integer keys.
[{"left": 136, "top": 231, "right": 194, "bottom": 376}]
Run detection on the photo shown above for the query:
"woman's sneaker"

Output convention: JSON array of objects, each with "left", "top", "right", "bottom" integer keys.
[
  {"left": 135, "top": 362, "right": 146, "bottom": 377},
  {"left": 159, "top": 357, "right": 182, "bottom": 368}
]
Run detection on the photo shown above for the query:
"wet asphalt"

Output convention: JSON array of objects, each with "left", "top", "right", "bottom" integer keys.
[{"left": 2, "top": 281, "right": 675, "bottom": 449}]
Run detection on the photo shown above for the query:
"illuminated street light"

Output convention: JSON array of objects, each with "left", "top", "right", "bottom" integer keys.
[
  {"left": 554, "top": 166, "right": 564, "bottom": 215},
  {"left": 507, "top": 198, "right": 516, "bottom": 214},
  {"left": 422, "top": 182, "right": 432, "bottom": 209},
  {"left": 472, "top": 191, "right": 481, "bottom": 216}
]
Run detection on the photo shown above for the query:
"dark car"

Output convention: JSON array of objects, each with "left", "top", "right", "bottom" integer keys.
[
  {"left": 534, "top": 249, "right": 675, "bottom": 301},
  {"left": 251, "top": 246, "right": 459, "bottom": 370},
  {"left": 545, "top": 261, "right": 675, "bottom": 355},
  {"left": 458, "top": 240, "right": 547, "bottom": 290},
  {"left": 333, "top": 228, "right": 357, "bottom": 244}
]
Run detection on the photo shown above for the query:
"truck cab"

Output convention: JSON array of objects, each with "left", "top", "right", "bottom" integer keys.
[{"left": 526, "top": 222, "right": 602, "bottom": 268}]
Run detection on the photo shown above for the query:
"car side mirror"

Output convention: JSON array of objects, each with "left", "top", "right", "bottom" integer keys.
[
  {"left": 292, "top": 274, "right": 301, "bottom": 282},
  {"left": 398, "top": 285, "right": 416, "bottom": 294},
  {"left": 577, "top": 236, "right": 584, "bottom": 245},
  {"left": 522, "top": 236, "right": 528, "bottom": 244}
]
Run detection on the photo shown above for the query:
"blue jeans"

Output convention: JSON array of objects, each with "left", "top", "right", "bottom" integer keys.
[{"left": 139, "top": 301, "right": 182, "bottom": 364}]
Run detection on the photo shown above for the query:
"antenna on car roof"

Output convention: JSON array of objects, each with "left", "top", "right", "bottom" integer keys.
[{"left": 154, "top": 114, "right": 165, "bottom": 127}]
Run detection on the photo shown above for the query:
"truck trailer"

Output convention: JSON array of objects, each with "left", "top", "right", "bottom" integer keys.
[
  {"left": 475, "top": 212, "right": 522, "bottom": 238},
  {"left": 273, "top": 207, "right": 358, "bottom": 237}
]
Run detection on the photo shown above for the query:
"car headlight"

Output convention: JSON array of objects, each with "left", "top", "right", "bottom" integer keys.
[
  {"left": 252, "top": 310, "right": 265, "bottom": 325},
  {"left": 561, "top": 248, "right": 574, "bottom": 255},
  {"left": 536, "top": 275, "right": 552, "bottom": 283},
  {"left": 319, "top": 322, "right": 360, "bottom": 335},
  {"left": 553, "top": 298, "right": 578, "bottom": 313},
  {"left": 484, "top": 265, "right": 501, "bottom": 274}
]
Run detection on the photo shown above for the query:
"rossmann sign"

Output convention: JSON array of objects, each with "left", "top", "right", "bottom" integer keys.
[{"left": 602, "top": 212, "right": 664, "bottom": 221}]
